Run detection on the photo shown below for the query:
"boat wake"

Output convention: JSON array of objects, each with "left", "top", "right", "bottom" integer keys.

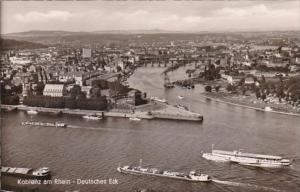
[
  {"left": 212, "top": 179, "right": 285, "bottom": 192},
  {"left": 67, "top": 125, "right": 129, "bottom": 133}
]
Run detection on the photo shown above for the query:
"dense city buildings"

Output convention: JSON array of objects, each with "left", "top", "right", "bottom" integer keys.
[
  {"left": 1, "top": 31, "right": 300, "bottom": 113},
  {"left": 1, "top": 1, "right": 300, "bottom": 192}
]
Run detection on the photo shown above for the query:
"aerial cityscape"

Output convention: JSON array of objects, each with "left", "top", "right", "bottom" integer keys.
[{"left": 1, "top": 1, "right": 300, "bottom": 192}]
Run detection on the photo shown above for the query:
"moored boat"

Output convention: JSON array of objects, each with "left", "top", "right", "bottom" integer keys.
[
  {"left": 264, "top": 106, "right": 273, "bottom": 112},
  {"left": 150, "top": 97, "right": 167, "bottom": 103},
  {"left": 202, "top": 145, "right": 291, "bottom": 168},
  {"left": 1, "top": 166, "right": 51, "bottom": 179},
  {"left": 27, "top": 110, "right": 38, "bottom": 115},
  {"left": 117, "top": 160, "right": 211, "bottom": 182},
  {"left": 178, "top": 95, "right": 184, "bottom": 100},
  {"left": 82, "top": 114, "right": 102, "bottom": 120},
  {"left": 129, "top": 117, "right": 141, "bottom": 121}
]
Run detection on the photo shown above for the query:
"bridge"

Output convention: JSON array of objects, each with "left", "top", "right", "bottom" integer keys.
[{"left": 137, "top": 56, "right": 212, "bottom": 68}]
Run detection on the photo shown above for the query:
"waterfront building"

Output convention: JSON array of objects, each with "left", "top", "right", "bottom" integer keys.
[{"left": 43, "top": 84, "right": 66, "bottom": 97}]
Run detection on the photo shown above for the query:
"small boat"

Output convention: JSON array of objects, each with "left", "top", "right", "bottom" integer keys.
[
  {"left": 27, "top": 110, "right": 38, "bottom": 115},
  {"left": 175, "top": 104, "right": 189, "bottom": 111},
  {"left": 264, "top": 106, "right": 273, "bottom": 112},
  {"left": 202, "top": 145, "right": 291, "bottom": 168},
  {"left": 129, "top": 117, "right": 141, "bottom": 121},
  {"left": 178, "top": 96, "right": 184, "bottom": 100},
  {"left": 1, "top": 166, "right": 50, "bottom": 179},
  {"left": 6, "top": 106, "right": 17, "bottom": 112},
  {"left": 117, "top": 160, "right": 211, "bottom": 182},
  {"left": 150, "top": 97, "right": 167, "bottom": 103},
  {"left": 82, "top": 114, "right": 102, "bottom": 120}
]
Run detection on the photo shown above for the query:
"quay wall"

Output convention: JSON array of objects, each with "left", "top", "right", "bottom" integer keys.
[
  {"left": 151, "top": 111, "right": 203, "bottom": 121},
  {"left": 1, "top": 104, "right": 203, "bottom": 121}
]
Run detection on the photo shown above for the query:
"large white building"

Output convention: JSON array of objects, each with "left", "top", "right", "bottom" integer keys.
[
  {"left": 9, "top": 56, "right": 31, "bottom": 65},
  {"left": 82, "top": 48, "right": 92, "bottom": 58},
  {"left": 43, "top": 84, "right": 66, "bottom": 97}
]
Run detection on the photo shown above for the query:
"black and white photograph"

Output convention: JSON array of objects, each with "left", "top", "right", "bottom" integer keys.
[{"left": 0, "top": 0, "right": 300, "bottom": 192}]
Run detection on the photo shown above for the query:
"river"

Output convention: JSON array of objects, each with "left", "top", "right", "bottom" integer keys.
[{"left": 1, "top": 66, "right": 300, "bottom": 192}]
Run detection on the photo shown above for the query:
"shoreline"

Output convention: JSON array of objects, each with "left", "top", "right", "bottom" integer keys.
[
  {"left": 0, "top": 103, "right": 203, "bottom": 122},
  {"left": 0, "top": 104, "right": 154, "bottom": 119},
  {"left": 200, "top": 93, "right": 300, "bottom": 117}
]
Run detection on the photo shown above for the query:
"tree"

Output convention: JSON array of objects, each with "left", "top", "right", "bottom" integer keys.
[
  {"left": 205, "top": 85, "right": 212, "bottom": 92},
  {"left": 35, "top": 82, "right": 45, "bottom": 95},
  {"left": 226, "top": 84, "right": 236, "bottom": 92},
  {"left": 90, "top": 86, "right": 101, "bottom": 99},
  {"left": 215, "top": 85, "right": 221, "bottom": 92},
  {"left": 70, "top": 85, "right": 82, "bottom": 99},
  {"left": 116, "top": 65, "right": 122, "bottom": 72},
  {"left": 255, "top": 90, "right": 261, "bottom": 99}
]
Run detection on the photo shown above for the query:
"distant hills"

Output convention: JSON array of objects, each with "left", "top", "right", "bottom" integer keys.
[
  {"left": 0, "top": 38, "right": 48, "bottom": 50},
  {"left": 1, "top": 30, "right": 299, "bottom": 48},
  {"left": 3, "top": 29, "right": 300, "bottom": 37},
  {"left": 3, "top": 29, "right": 185, "bottom": 37}
]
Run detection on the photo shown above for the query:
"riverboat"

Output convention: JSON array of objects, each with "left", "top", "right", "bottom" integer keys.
[
  {"left": 202, "top": 145, "right": 291, "bottom": 168},
  {"left": 27, "top": 110, "right": 38, "bottom": 115},
  {"left": 178, "top": 96, "right": 184, "bottom": 100},
  {"left": 117, "top": 160, "right": 211, "bottom": 182},
  {"left": 82, "top": 114, "right": 102, "bottom": 120},
  {"left": 265, "top": 106, "right": 273, "bottom": 112},
  {"left": 1, "top": 166, "right": 50, "bottom": 179},
  {"left": 21, "top": 121, "right": 67, "bottom": 128},
  {"left": 129, "top": 117, "right": 141, "bottom": 121},
  {"left": 150, "top": 97, "right": 167, "bottom": 103}
]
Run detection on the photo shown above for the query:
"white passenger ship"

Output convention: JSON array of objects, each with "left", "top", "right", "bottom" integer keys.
[{"left": 202, "top": 145, "right": 291, "bottom": 168}]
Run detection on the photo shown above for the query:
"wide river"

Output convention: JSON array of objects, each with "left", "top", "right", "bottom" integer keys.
[{"left": 2, "top": 67, "right": 300, "bottom": 192}]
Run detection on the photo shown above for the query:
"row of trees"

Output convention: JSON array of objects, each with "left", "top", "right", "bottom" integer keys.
[
  {"left": 205, "top": 85, "right": 221, "bottom": 92},
  {"left": 23, "top": 95, "right": 108, "bottom": 110}
]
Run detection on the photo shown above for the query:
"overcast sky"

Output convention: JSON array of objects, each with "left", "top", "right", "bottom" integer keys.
[{"left": 1, "top": 1, "right": 300, "bottom": 34}]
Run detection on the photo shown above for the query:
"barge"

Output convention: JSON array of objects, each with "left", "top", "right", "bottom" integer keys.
[
  {"left": 117, "top": 160, "right": 211, "bottom": 182},
  {"left": 21, "top": 121, "right": 67, "bottom": 128},
  {"left": 1, "top": 166, "right": 51, "bottom": 179}
]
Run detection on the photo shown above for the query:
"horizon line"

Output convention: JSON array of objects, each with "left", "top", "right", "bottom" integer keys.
[{"left": 2, "top": 28, "right": 300, "bottom": 35}]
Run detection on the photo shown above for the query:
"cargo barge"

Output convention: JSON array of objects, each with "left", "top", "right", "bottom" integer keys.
[
  {"left": 1, "top": 166, "right": 51, "bottom": 179},
  {"left": 117, "top": 160, "right": 211, "bottom": 182},
  {"left": 21, "top": 121, "right": 67, "bottom": 128}
]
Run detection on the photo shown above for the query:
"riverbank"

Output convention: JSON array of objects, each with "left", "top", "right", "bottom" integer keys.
[
  {"left": 1, "top": 102, "right": 203, "bottom": 122},
  {"left": 200, "top": 92, "right": 300, "bottom": 117}
]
